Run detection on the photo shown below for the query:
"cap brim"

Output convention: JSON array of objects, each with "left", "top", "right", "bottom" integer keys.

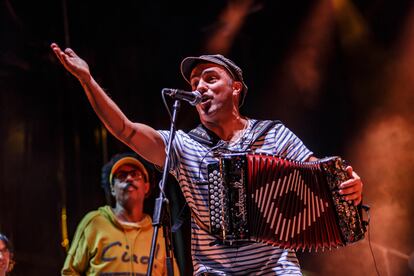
[
  {"left": 109, "top": 157, "right": 149, "bottom": 185},
  {"left": 180, "top": 56, "right": 235, "bottom": 84}
]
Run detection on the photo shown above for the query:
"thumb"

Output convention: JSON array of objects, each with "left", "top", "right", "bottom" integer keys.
[{"left": 346, "top": 166, "right": 354, "bottom": 178}]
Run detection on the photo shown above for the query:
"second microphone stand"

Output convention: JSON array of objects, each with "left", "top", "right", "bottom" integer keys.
[{"left": 147, "top": 99, "right": 181, "bottom": 276}]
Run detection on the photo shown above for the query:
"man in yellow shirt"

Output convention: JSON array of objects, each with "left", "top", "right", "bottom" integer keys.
[{"left": 62, "top": 153, "right": 179, "bottom": 275}]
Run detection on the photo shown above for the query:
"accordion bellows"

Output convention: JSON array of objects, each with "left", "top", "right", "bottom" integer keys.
[{"left": 207, "top": 154, "right": 366, "bottom": 251}]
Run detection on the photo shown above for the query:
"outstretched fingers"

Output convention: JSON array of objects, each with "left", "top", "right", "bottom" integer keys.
[
  {"left": 50, "top": 43, "right": 67, "bottom": 65},
  {"left": 64, "top": 47, "right": 77, "bottom": 57}
]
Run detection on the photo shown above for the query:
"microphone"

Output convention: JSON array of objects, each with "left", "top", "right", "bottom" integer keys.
[{"left": 162, "top": 88, "right": 202, "bottom": 106}]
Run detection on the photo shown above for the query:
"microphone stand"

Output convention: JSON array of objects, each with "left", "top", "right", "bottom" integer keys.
[{"left": 147, "top": 100, "right": 180, "bottom": 276}]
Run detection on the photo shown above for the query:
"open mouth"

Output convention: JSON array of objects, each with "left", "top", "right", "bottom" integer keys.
[
  {"left": 199, "top": 101, "right": 211, "bottom": 112},
  {"left": 199, "top": 95, "right": 212, "bottom": 110},
  {"left": 200, "top": 94, "right": 213, "bottom": 103}
]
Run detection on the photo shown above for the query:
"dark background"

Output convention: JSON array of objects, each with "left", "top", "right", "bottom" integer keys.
[{"left": 1, "top": 0, "right": 414, "bottom": 275}]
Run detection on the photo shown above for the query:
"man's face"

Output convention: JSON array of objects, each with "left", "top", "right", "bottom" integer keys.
[
  {"left": 190, "top": 63, "right": 242, "bottom": 124},
  {"left": 111, "top": 164, "right": 149, "bottom": 208},
  {"left": 0, "top": 240, "right": 10, "bottom": 274}
]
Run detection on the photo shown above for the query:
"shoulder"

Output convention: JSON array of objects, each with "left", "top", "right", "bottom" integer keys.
[
  {"left": 250, "top": 119, "right": 283, "bottom": 129},
  {"left": 66, "top": 207, "right": 110, "bottom": 255},
  {"left": 157, "top": 129, "right": 193, "bottom": 142},
  {"left": 75, "top": 206, "right": 112, "bottom": 234},
  {"left": 248, "top": 119, "right": 285, "bottom": 136}
]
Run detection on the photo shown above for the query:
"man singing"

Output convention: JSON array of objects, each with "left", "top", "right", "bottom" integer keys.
[{"left": 52, "top": 43, "right": 363, "bottom": 275}]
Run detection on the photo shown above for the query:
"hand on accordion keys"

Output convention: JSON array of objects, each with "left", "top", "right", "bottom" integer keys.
[{"left": 339, "top": 166, "right": 363, "bottom": 206}]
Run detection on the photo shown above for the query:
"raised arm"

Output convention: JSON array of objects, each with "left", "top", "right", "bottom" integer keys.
[{"left": 50, "top": 43, "right": 166, "bottom": 166}]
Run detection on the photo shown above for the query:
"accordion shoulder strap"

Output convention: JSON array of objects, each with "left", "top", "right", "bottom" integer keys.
[
  {"left": 187, "top": 120, "right": 281, "bottom": 148},
  {"left": 243, "top": 120, "right": 280, "bottom": 150},
  {"left": 187, "top": 124, "right": 221, "bottom": 147}
]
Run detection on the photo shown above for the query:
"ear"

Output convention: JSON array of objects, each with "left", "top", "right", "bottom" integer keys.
[
  {"left": 232, "top": 81, "right": 242, "bottom": 95},
  {"left": 110, "top": 184, "right": 116, "bottom": 197},
  {"left": 8, "top": 258, "right": 15, "bottom": 272},
  {"left": 144, "top": 182, "right": 150, "bottom": 197}
]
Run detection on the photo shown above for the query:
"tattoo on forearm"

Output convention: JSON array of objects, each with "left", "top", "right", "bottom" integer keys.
[
  {"left": 126, "top": 128, "right": 136, "bottom": 142},
  {"left": 119, "top": 121, "right": 126, "bottom": 134}
]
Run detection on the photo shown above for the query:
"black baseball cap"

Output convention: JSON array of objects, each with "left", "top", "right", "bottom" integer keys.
[{"left": 180, "top": 54, "right": 248, "bottom": 106}]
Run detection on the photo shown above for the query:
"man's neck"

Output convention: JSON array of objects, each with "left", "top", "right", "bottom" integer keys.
[
  {"left": 203, "top": 115, "right": 248, "bottom": 142},
  {"left": 113, "top": 204, "right": 144, "bottom": 223}
]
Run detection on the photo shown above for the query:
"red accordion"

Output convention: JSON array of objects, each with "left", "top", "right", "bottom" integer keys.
[{"left": 207, "top": 153, "right": 366, "bottom": 251}]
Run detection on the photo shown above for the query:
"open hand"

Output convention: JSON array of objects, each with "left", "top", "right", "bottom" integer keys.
[{"left": 50, "top": 43, "right": 90, "bottom": 82}]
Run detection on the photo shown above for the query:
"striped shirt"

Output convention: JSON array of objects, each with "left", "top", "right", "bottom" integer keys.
[{"left": 158, "top": 119, "right": 313, "bottom": 275}]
